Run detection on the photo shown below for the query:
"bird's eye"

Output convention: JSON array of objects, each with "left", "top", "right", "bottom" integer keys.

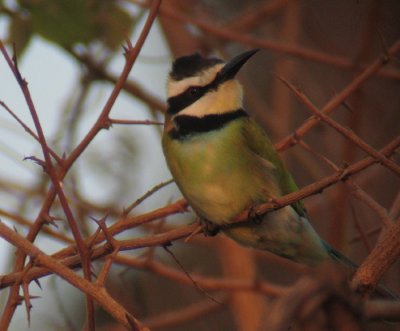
[{"left": 188, "top": 87, "right": 199, "bottom": 95}]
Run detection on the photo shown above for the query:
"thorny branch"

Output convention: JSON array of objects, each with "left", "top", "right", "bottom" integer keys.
[
  {"left": 0, "top": 0, "right": 162, "bottom": 329},
  {"left": 2, "top": 41, "right": 97, "bottom": 328},
  {"left": 0, "top": 1, "right": 399, "bottom": 330},
  {"left": 0, "top": 221, "right": 147, "bottom": 331},
  {"left": 150, "top": 1, "right": 400, "bottom": 80},
  {"left": 1, "top": 132, "right": 398, "bottom": 290}
]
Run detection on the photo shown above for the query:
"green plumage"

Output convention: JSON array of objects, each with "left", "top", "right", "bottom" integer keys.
[
  {"left": 163, "top": 116, "right": 329, "bottom": 265},
  {"left": 162, "top": 50, "right": 399, "bottom": 300}
]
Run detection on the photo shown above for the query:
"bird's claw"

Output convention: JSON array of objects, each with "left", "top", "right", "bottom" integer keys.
[
  {"left": 200, "top": 218, "right": 220, "bottom": 236},
  {"left": 248, "top": 206, "right": 263, "bottom": 224}
]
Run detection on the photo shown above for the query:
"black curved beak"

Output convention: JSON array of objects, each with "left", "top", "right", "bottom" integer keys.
[{"left": 218, "top": 49, "right": 259, "bottom": 83}]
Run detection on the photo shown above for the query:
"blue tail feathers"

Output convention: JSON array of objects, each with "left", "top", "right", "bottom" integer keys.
[
  {"left": 322, "top": 240, "right": 358, "bottom": 269},
  {"left": 322, "top": 240, "right": 400, "bottom": 300}
]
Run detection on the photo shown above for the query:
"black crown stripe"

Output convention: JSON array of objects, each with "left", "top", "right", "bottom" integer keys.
[{"left": 170, "top": 53, "right": 223, "bottom": 81}]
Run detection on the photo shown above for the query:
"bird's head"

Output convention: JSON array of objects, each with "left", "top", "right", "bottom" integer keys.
[{"left": 165, "top": 49, "right": 258, "bottom": 132}]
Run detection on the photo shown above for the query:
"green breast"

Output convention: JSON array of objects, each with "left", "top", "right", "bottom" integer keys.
[{"left": 162, "top": 119, "right": 282, "bottom": 224}]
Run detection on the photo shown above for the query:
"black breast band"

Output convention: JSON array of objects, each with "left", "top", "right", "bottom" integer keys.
[{"left": 169, "top": 109, "right": 248, "bottom": 140}]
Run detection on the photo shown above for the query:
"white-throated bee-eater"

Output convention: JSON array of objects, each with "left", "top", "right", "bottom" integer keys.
[{"left": 162, "top": 49, "right": 353, "bottom": 267}]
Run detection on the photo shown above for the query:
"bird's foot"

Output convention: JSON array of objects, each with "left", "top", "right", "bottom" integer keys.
[
  {"left": 247, "top": 205, "right": 263, "bottom": 224},
  {"left": 200, "top": 218, "right": 220, "bottom": 236}
]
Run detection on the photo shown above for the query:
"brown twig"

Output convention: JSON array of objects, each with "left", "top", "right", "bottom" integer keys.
[
  {"left": 298, "top": 141, "right": 384, "bottom": 251},
  {"left": 234, "top": 135, "right": 400, "bottom": 224},
  {"left": 275, "top": 38, "right": 400, "bottom": 152},
  {"left": 113, "top": 255, "right": 286, "bottom": 297},
  {"left": 351, "top": 218, "right": 400, "bottom": 296},
  {"left": 0, "top": 101, "right": 62, "bottom": 163},
  {"left": 0, "top": 208, "right": 73, "bottom": 244},
  {"left": 0, "top": 199, "right": 189, "bottom": 289},
  {"left": 0, "top": 0, "right": 162, "bottom": 328},
  {"left": 123, "top": 178, "right": 174, "bottom": 215},
  {"left": 163, "top": 245, "right": 222, "bottom": 304},
  {"left": 348, "top": 184, "right": 393, "bottom": 228},
  {"left": 364, "top": 300, "right": 400, "bottom": 321},
  {"left": 109, "top": 118, "right": 163, "bottom": 126},
  {"left": 389, "top": 191, "right": 400, "bottom": 219},
  {"left": 154, "top": 4, "right": 400, "bottom": 81},
  {"left": 1, "top": 38, "right": 96, "bottom": 330},
  {"left": 144, "top": 295, "right": 227, "bottom": 329},
  {"left": 68, "top": 50, "right": 166, "bottom": 113},
  {"left": 0, "top": 2, "right": 399, "bottom": 329},
  {"left": 1, "top": 40, "right": 96, "bottom": 330},
  {"left": 0, "top": 221, "right": 147, "bottom": 331},
  {"left": 1, "top": 133, "right": 398, "bottom": 292},
  {"left": 224, "top": 0, "right": 289, "bottom": 32},
  {"left": 276, "top": 75, "right": 400, "bottom": 176}
]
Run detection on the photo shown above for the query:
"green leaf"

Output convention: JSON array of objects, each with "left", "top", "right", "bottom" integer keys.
[
  {"left": 8, "top": 14, "right": 34, "bottom": 57},
  {"left": 93, "top": 3, "right": 135, "bottom": 50},
  {"left": 16, "top": 0, "right": 135, "bottom": 51},
  {"left": 19, "top": 0, "right": 94, "bottom": 47}
]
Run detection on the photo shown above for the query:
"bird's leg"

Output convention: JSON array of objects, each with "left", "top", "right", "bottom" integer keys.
[
  {"left": 248, "top": 196, "right": 280, "bottom": 224},
  {"left": 199, "top": 218, "right": 220, "bottom": 236},
  {"left": 247, "top": 205, "right": 263, "bottom": 224}
]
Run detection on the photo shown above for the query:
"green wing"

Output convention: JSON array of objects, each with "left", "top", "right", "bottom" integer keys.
[{"left": 241, "top": 118, "right": 307, "bottom": 218}]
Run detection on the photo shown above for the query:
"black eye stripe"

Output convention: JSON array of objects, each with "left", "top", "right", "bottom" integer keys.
[
  {"left": 167, "top": 85, "right": 205, "bottom": 115},
  {"left": 167, "top": 72, "right": 223, "bottom": 115},
  {"left": 189, "top": 87, "right": 199, "bottom": 94},
  {"left": 186, "top": 86, "right": 202, "bottom": 96}
]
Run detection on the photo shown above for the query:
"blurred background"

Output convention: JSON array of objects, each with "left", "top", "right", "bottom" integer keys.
[{"left": 0, "top": 0, "right": 399, "bottom": 330}]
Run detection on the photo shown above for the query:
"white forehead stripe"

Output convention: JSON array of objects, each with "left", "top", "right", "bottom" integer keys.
[
  {"left": 167, "top": 63, "right": 224, "bottom": 98},
  {"left": 175, "top": 80, "right": 244, "bottom": 118},
  {"left": 167, "top": 77, "right": 200, "bottom": 98}
]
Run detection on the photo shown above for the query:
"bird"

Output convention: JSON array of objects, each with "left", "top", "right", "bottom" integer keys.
[{"left": 161, "top": 49, "right": 358, "bottom": 267}]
